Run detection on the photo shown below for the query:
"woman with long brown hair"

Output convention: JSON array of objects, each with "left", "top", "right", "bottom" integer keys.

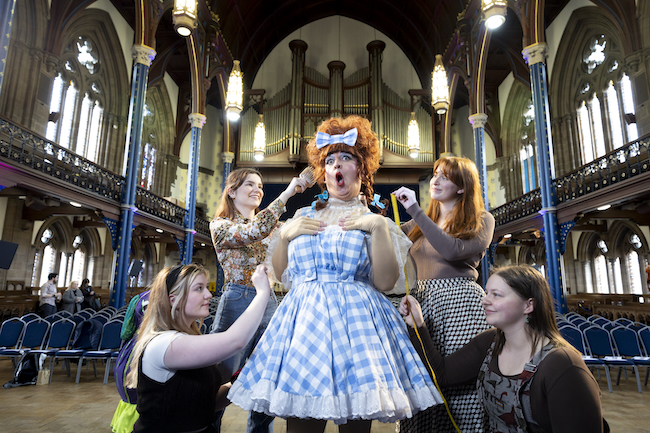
[
  {"left": 399, "top": 265, "right": 604, "bottom": 433},
  {"left": 393, "top": 156, "right": 495, "bottom": 433},
  {"left": 209, "top": 167, "right": 308, "bottom": 433}
]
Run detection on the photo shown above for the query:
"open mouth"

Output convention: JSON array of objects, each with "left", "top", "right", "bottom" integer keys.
[{"left": 335, "top": 172, "right": 344, "bottom": 187}]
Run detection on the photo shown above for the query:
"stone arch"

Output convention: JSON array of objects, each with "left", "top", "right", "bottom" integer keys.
[
  {"left": 550, "top": 7, "right": 628, "bottom": 117},
  {"left": 11, "top": 0, "right": 49, "bottom": 48},
  {"left": 35, "top": 216, "right": 74, "bottom": 252}
]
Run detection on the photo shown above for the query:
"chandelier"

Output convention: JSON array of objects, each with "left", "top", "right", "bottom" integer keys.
[
  {"left": 407, "top": 112, "right": 419, "bottom": 159},
  {"left": 431, "top": 54, "right": 450, "bottom": 115},
  {"left": 226, "top": 60, "right": 244, "bottom": 121},
  {"left": 172, "top": 0, "right": 197, "bottom": 37},
  {"left": 253, "top": 114, "right": 266, "bottom": 161},
  {"left": 483, "top": 0, "right": 507, "bottom": 29}
]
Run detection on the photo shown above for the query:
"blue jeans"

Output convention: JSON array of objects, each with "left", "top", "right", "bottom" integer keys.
[{"left": 211, "top": 283, "right": 277, "bottom": 433}]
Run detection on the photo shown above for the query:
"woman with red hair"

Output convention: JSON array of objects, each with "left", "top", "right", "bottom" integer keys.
[
  {"left": 228, "top": 115, "right": 442, "bottom": 432},
  {"left": 393, "top": 156, "right": 495, "bottom": 433}
]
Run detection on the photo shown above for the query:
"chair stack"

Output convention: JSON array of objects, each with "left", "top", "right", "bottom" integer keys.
[{"left": 559, "top": 312, "right": 650, "bottom": 393}]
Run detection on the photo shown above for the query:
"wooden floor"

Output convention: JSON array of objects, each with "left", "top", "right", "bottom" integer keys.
[{"left": 0, "top": 358, "right": 649, "bottom": 432}]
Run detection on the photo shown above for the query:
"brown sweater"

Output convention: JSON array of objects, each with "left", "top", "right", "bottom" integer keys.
[
  {"left": 409, "top": 327, "right": 603, "bottom": 433},
  {"left": 402, "top": 205, "right": 495, "bottom": 280}
]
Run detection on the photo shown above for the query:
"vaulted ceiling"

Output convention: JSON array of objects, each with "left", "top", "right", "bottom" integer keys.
[{"left": 111, "top": 0, "right": 572, "bottom": 110}]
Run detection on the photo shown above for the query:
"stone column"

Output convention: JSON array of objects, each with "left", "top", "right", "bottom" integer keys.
[
  {"left": 182, "top": 113, "right": 206, "bottom": 265},
  {"left": 523, "top": 42, "right": 566, "bottom": 313},
  {"left": 469, "top": 113, "right": 491, "bottom": 285},
  {"left": 111, "top": 45, "right": 156, "bottom": 308},
  {"left": 221, "top": 151, "right": 235, "bottom": 191}
]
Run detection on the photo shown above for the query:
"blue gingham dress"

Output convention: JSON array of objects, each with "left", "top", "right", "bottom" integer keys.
[{"left": 228, "top": 204, "right": 443, "bottom": 424}]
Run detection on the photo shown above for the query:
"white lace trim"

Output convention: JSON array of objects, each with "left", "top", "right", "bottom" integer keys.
[{"left": 228, "top": 378, "right": 443, "bottom": 425}]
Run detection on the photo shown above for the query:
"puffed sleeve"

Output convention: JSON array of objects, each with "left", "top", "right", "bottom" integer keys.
[{"left": 210, "top": 198, "right": 286, "bottom": 248}]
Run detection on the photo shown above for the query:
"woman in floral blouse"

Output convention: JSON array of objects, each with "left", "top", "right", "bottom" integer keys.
[{"left": 209, "top": 167, "right": 308, "bottom": 433}]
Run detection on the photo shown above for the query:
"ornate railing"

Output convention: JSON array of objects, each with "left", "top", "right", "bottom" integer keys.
[
  {"left": 554, "top": 137, "right": 650, "bottom": 204},
  {"left": 491, "top": 189, "right": 542, "bottom": 226},
  {"left": 0, "top": 118, "right": 123, "bottom": 201},
  {"left": 0, "top": 117, "right": 211, "bottom": 236},
  {"left": 491, "top": 136, "right": 650, "bottom": 226}
]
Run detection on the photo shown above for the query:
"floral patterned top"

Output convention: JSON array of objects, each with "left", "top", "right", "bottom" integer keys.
[{"left": 210, "top": 198, "right": 286, "bottom": 288}]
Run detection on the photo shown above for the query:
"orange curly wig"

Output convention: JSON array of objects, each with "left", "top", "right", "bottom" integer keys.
[{"left": 306, "top": 115, "right": 380, "bottom": 203}]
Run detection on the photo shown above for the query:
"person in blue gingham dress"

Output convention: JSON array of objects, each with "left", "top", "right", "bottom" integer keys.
[{"left": 228, "top": 116, "right": 442, "bottom": 431}]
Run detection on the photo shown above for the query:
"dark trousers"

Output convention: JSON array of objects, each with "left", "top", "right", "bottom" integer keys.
[{"left": 40, "top": 303, "right": 56, "bottom": 317}]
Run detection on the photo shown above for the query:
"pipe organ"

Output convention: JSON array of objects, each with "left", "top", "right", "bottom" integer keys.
[{"left": 239, "top": 39, "right": 436, "bottom": 164}]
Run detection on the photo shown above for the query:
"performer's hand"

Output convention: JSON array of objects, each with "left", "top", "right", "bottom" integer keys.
[
  {"left": 399, "top": 295, "right": 425, "bottom": 328},
  {"left": 215, "top": 382, "right": 232, "bottom": 411},
  {"left": 392, "top": 187, "right": 418, "bottom": 209},
  {"left": 286, "top": 176, "right": 309, "bottom": 196},
  {"left": 280, "top": 216, "right": 325, "bottom": 242},
  {"left": 340, "top": 213, "right": 388, "bottom": 234},
  {"left": 251, "top": 265, "right": 271, "bottom": 298}
]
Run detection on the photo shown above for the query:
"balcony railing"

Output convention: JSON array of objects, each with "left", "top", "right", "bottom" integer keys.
[
  {"left": 0, "top": 117, "right": 211, "bottom": 238},
  {"left": 491, "top": 136, "right": 650, "bottom": 226}
]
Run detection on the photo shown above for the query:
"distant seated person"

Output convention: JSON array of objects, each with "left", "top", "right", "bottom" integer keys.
[
  {"left": 80, "top": 278, "right": 96, "bottom": 310},
  {"left": 62, "top": 281, "right": 84, "bottom": 314},
  {"left": 39, "top": 272, "right": 61, "bottom": 317}
]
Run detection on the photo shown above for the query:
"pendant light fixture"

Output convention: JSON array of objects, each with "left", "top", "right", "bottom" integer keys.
[
  {"left": 431, "top": 54, "right": 450, "bottom": 115},
  {"left": 483, "top": 0, "right": 507, "bottom": 30},
  {"left": 407, "top": 112, "right": 420, "bottom": 159},
  {"left": 172, "top": 0, "right": 197, "bottom": 37},
  {"left": 253, "top": 114, "right": 266, "bottom": 161},
  {"left": 226, "top": 60, "right": 243, "bottom": 121}
]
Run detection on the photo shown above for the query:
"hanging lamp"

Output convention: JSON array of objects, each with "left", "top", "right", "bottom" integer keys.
[
  {"left": 407, "top": 112, "right": 420, "bottom": 159},
  {"left": 253, "top": 114, "right": 266, "bottom": 161},
  {"left": 226, "top": 60, "right": 244, "bottom": 121},
  {"left": 172, "top": 0, "right": 197, "bottom": 37},
  {"left": 483, "top": 0, "right": 507, "bottom": 29},
  {"left": 431, "top": 54, "right": 450, "bottom": 115}
]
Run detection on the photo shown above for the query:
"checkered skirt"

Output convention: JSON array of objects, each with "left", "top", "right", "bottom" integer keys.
[
  {"left": 228, "top": 227, "right": 443, "bottom": 424},
  {"left": 397, "top": 277, "right": 490, "bottom": 433}
]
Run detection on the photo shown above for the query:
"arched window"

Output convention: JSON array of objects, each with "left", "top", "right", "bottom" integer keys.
[
  {"left": 46, "top": 36, "right": 105, "bottom": 162},
  {"left": 520, "top": 101, "right": 537, "bottom": 193},
  {"left": 594, "top": 254, "right": 609, "bottom": 294},
  {"left": 140, "top": 103, "right": 157, "bottom": 191},
  {"left": 34, "top": 229, "right": 58, "bottom": 288},
  {"left": 576, "top": 35, "right": 638, "bottom": 164}
]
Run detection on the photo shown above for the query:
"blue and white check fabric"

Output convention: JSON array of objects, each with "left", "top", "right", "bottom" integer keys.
[{"left": 228, "top": 206, "right": 443, "bottom": 424}]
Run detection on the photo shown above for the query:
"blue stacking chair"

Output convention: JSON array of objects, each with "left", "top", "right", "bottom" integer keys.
[
  {"left": 0, "top": 318, "right": 25, "bottom": 350},
  {"left": 583, "top": 325, "right": 637, "bottom": 392},
  {"left": 615, "top": 318, "right": 634, "bottom": 327},
  {"left": 0, "top": 318, "right": 50, "bottom": 369},
  {"left": 591, "top": 317, "right": 611, "bottom": 327},
  {"left": 76, "top": 319, "right": 123, "bottom": 384},
  {"left": 638, "top": 327, "right": 650, "bottom": 385},
  {"left": 567, "top": 314, "right": 587, "bottom": 325},
  {"left": 577, "top": 320, "right": 594, "bottom": 331},
  {"left": 610, "top": 326, "right": 649, "bottom": 392},
  {"left": 57, "top": 310, "right": 73, "bottom": 318},
  {"left": 559, "top": 325, "right": 612, "bottom": 392},
  {"left": 29, "top": 318, "right": 76, "bottom": 384},
  {"left": 20, "top": 313, "right": 41, "bottom": 323}
]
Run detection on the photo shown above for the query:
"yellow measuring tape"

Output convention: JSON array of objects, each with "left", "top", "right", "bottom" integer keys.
[{"left": 391, "top": 194, "right": 462, "bottom": 433}]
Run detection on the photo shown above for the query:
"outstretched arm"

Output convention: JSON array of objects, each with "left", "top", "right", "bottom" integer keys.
[{"left": 163, "top": 265, "right": 272, "bottom": 370}]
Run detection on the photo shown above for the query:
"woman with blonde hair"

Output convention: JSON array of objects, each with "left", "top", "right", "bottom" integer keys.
[
  {"left": 228, "top": 115, "right": 442, "bottom": 432},
  {"left": 210, "top": 167, "right": 308, "bottom": 433},
  {"left": 126, "top": 263, "right": 272, "bottom": 433},
  {"left": 393, "top": 156, "right": 495, "bottom": 432}
]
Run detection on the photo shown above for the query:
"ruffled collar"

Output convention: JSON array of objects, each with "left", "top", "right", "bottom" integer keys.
[{"left": 313, "top": 197, "right": 370, "bottom": 226}]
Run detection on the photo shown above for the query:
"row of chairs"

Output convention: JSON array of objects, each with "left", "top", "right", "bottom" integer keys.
[
  {"left": 560, "top": 312, "right": 646, "bottom": 332},
  {"left": 558, "top": 314, "right": 650, "bottom": 393},
  {"left": 0, "top": 311, "right": 124, "bottom": 384}
]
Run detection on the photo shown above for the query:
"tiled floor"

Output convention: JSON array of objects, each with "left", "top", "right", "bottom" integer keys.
[{"left": 0, "top": 358, "right": 648, "bottom": 432}]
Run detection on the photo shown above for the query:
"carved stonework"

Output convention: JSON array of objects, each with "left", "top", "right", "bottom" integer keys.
[
  {"left": 522, "top": 43, "right": 548, "bottom": 66},
  {"left": 469, "top": 113, "right": 488, "bottom": 129},
  {"left": 188, "top": 113, "right": 207, "bottom": 129},
  {"left": 132, "top": 45, "right": 156, "bottom": 67}
]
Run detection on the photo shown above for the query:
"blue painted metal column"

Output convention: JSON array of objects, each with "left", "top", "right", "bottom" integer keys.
[
  {"left": 182, "top": 113, "right": 206, "bottom": 264},
  {"left": 0, "top": 0, "right": 16, "bottom": 92},
  {"left": 469, "top": 113, "right": 491, "bottom": 286},
  {"left": 523, "top": 43, "right": 566, "bottom": 313},
  {"left": 220, "top": 151, "right": 235, "bottom": 191},
  {"left": 111, "top": 45, "right": 156, "bottom": 308}
]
